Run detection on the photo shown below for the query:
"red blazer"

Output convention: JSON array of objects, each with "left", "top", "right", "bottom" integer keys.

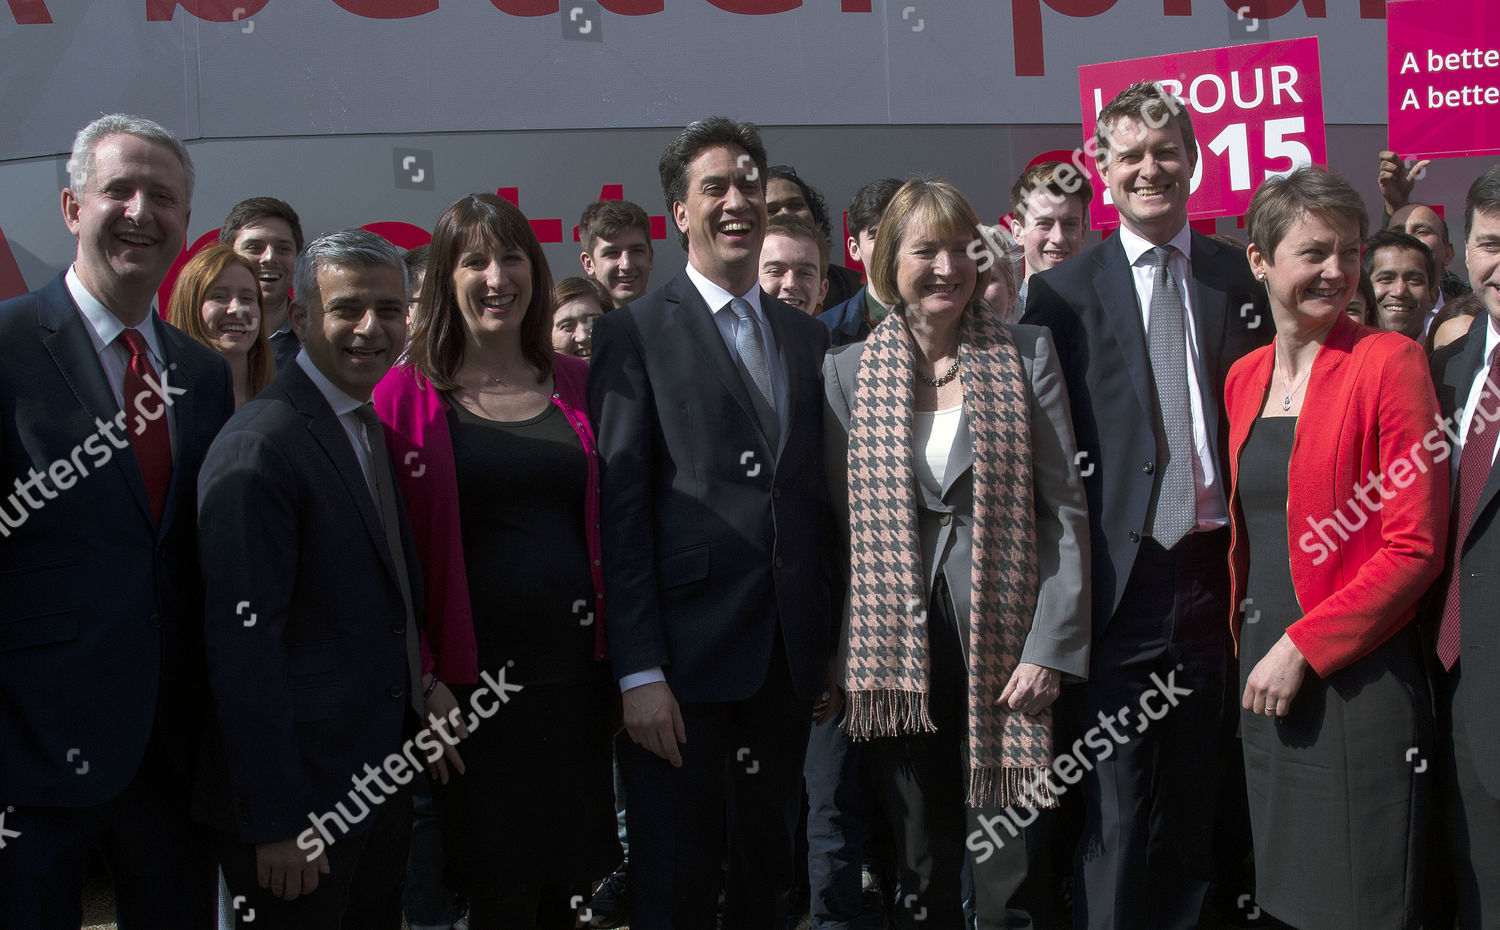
[{"left": 1226, "top": 312, "right": 1449, "bottom": 677}]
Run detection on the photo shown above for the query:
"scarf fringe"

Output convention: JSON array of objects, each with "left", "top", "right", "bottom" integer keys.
[
  {"left": 969, "top": 764, "right": 1059, "bottom": 810},
  {"left": 843, "top": 689, "right": 937, "bottom": 740}
]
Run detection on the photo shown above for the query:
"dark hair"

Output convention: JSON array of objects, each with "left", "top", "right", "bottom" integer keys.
[
  {"left": 1347, "top": 270, "right": 1378, "bottom": 325},
  {"left": 553, "top": 275, "right": 612, "bottom": 315},
  {"left": 219, "top": 196, "right": 305, "bottom": 255},
  {"left": 659, "top": 116, "right": 768, "bottom": 249},
  {"left": 847, "top": 178, "right": 904, "bottom": 238},
  {"left": 579, "top": 200, "right": 652, "bottom": 254},
  {"left": 1465, "top": 164, "right": 1500, "bottom": 242},
  {"left": 406, "top": 194, "right": 555, "bottom": 390},
  {"left": 1424, "top": 292, "right": 1483, "bottom": 353},
  {"left": 1094, "top": 81, "right": 1197, "bottom": 172},
  {"left": 403, "top": 244, "right": 431, "bottom": 278},
  {"left": 767, "top": 165, "right": 831, "bottom": 238},
  {"left": 765, "top": 213, "right": 830, "bottom": 274},
  {"left": 1246, "top": 166, "right": 1368, "bottom": 261},
  {"left": 166, "top": 245, "right": 273, "bottom": 399},
  {"left": 1009, "top": 161, "right": 1093, "bottom": 223},
  {"left": 1362, "top": 228, "right": 1437, "bottom": 288}
]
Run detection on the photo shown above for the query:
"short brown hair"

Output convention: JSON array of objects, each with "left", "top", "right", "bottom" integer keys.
[
  {"left": 1009, "top": 161, "right": 1093, "bottom": 223},
  {"left": 219, "top": 196, "right": 304, "bottom": 254},
  {"left": 764, "top": 213, "right": 830, "bottom": 276},
  {"left": 1246, "top": 166, "right": 1368, "bottom": 262},
  {"left": 406, "top": 194, "right": 555, "bottom": 390},
  {"left": 166, "top": 245, "right": 274, "bottom": 399},
  {"left": 553, "top": 275, "right": 612, "bottom": 315},
  {"left": 579, "top": 200, "right": 651, "bottom": 254},
  {"left": 1094, "top": 81, "right": 1197, "bottom": 172},
  {"left": 868, "top": 179, "right": 989, "bottom": 314}
]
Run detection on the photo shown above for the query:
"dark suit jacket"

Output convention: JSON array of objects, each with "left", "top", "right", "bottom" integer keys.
[
  {"left": 1021, "top": 231, "right": 1269, "bottom": 633},
  {"left": 194, "top": 361, "right": 423, "bottom": 845},
  {"left": 0, "top": 272, "right": 234, "bottom": 806},
  {"left": 1429, "top": 313, "right": 1500, "bottom": 798},
  {"left": 588, "top": 269, "right": 833, "bottom": 703},
  {"left": 818, "top": 284, "right": 873, "bottom": 348}
]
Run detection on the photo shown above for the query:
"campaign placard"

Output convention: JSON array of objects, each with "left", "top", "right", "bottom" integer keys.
[
  {"left": 1387, "top": 0, "right": 1500, "bottom": 160},
  {"left": 1077, "top": 37, "right": 1327, "bottom": 229}
]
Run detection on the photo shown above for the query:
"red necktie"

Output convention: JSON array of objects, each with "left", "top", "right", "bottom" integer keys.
[
  {"left": 118, "top": 328, "right": 173, "bottom": 523},
  {"left": 1438, "top": 348, "right": 1500, "bottom": 669}
]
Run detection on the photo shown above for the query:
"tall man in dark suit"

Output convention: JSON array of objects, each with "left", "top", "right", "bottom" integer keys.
[
  {"left": 588, "top": 116, "right": 835, "bottom": 930},
  {"left": 1428, "top": 163, "right": 1500, "bottom": 930},
  {"left": 1022, "top": 82, "right": 1269, "bottom": 930},
  {"left": 196, "top": 230, "right": 429, "bottom": 929},
  {"left": 0, "top": 114, "right": 234, "bottom": 930}
]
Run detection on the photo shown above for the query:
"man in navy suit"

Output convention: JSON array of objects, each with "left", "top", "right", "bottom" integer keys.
[
  {"left": 0, "top": 114, "right": 234, "bottom": 929},
  {"left": 1427, "top": 163, "right": 1500, "bottom": 930},
  {"left": 195, "top": 230, "right": 430, "bottom": 929},
  {"left": 1022, "top": 82, "right": 1268, "bottom": 930},
  {"left": 588, "top": 116, "right": 835, "bottom": 930}
]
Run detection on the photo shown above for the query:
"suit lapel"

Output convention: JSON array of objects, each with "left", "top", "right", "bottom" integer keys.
[
  {"left": 1189, "top": 234, "right": 1230, "bottom": 389},
  {"left": 1093, "top": 238, "right": 1153, "bottom": 418},
  {"left": 668, "top": 272, "right": 766, "bottom": 446},
  {"left": 152, "top": 318, "right": 203, "bottom": 539},
  {"left": 1448, "top": 323, "right": 1500, "bottom": 543},
  {"left": 37, "top": 276, "right": 153, "bottom": 523},
  {"left": 763, "top": 295, "right": 807, "bottom": 460}
]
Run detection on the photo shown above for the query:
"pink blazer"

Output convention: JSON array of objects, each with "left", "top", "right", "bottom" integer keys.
[{"left": 373, "top": 354, "right": 606, "bottom": 684}]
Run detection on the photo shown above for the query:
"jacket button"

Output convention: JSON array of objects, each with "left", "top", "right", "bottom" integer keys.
[
  {"left": 774, "top": 556, "right": 784, "bottom": 568},
  {"left": 772, "top": 488, "right": 781, "bottom": 498},
  {"left": 1142, "top": 462, "right": 1154, "bottom": 474},
  {"left": 938, "top": 514, "right": 951, "bottom": 526},
  {"left": 148, "top": 614, "right": 163, "bottom": 629},
  {"left": 388, "top": 685, "right": 404, "bottom": 699},
  {"left": 392, "top": 624, "right": 405, "bottom": 635},
  {"left": 1129, "top": 531, "right": 1140, "bottom": 543}
]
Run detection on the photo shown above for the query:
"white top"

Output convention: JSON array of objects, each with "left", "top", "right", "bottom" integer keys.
[
  {"left": 1117, "top": 223, "right": 1229, "bottom": 530},
  {"left": 914, "top": 404, "right": 963, "bottom": 496}
]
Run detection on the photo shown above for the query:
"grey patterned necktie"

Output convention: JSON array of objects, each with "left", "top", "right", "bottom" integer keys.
[
  {"left": 729, "top": 297, "right": 779, "bottom": 446},
  {"left": 353, "top": 403, "right": 422, "bottom": 713},
  {"left": 1146, "top": 246, "right": 1197, "bottom": 549}
]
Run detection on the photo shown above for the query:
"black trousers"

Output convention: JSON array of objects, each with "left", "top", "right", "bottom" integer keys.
[
  {"left": 1064, "top": 529, "right": 1232, "bottom": 930},
  {"left": 0, "top": 731, "right": 217, "bottom": 930},
  {"left": 213, "top": 786, "right": 412, "bottom": 930},
  {"left": 1433, "top": 662, "right": 1500, "bottom": 930},
  {"left": 624, "top": 635, "right": 813, "bottom": 930}
]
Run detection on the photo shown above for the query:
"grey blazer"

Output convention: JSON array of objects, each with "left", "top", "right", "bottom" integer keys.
[{"left": 823, "top": 321, "right": 1091, "bottom": 681}]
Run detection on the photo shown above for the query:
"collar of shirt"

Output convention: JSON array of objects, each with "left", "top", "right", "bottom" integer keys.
[
  {"left": 1486, "top": 313, "right": 1500, "bottom": 364},
  {"left": 295, "top": 349, "right": 379, "bottom": 489},
  {"left": 685, "top": 261, "right": 764, "bottom": 322},
  {"left": 1116, "top": 222, "right": 1193, "bottom": 270},
  {"left": 66, "top": 265, "right": 166, "bottom": 369}
]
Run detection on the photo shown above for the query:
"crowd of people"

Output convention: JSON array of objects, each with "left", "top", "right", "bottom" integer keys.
[{"left": 0, "top": 85, "right": 1497, "bottom": 930}]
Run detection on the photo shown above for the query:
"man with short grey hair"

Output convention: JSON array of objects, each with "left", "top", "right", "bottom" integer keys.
[{"left": 0, "top": 113, "right": 232, "bottom": 929}]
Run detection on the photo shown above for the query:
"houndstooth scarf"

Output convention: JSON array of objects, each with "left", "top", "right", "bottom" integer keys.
[{"left": 843, "top": 304, "right": 1057, "bottom": 809}]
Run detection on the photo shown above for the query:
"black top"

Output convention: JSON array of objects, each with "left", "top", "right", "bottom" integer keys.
[
  {"left": 1238, "top": 416, "right": 1300, "bottom": 658},
  {"left": 447, "top": 398, "right": 597, "bottom": 688}
]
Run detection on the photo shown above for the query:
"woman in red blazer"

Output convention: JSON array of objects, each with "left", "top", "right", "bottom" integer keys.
[{"left": 1225, "top": 167, "right": 1448, "bottom": 930}]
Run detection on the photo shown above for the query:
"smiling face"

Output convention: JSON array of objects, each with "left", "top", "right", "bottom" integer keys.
[
  {"left": 894, "top": 217, "right": 977, "bottom": 323},
  {"left": 1467, "top": 207, "right": 1500, "bottom": 327},
  {"left": 199, "top": 262, "right": 261, "bottom": 359},
  {"left": 292, "top": 263, "right": 407, "bottom": 402},
  {"left": 766, "top": 177, "right": 815, "bottom": 225},
  {"left": 673, "top": 143, "right": 767, "bottom": 293},
  {"left": 451, "top": 240, "right": 533, "bottom": 346},
  {"left": 1011, "top": 188, "right": 1087, "bottom": 277},
  {"left": 1100, "top": 114, "right": 1195, "bottom": 245},
  {"left": 758, "top": 231, "right": 827, "bottom": 314},
  {"left": 552, "top": 296, "right": 604, "bottom": 358},
  {"left": 581, "top": 228, "right": 653, "bottom": 307},
  {"left": 1370, "top": 245, "right": 1435, "bottom": 340},
  {"left": 1249, "top": 211, "right": 1362, "bottom": 334},
  {"left": 231, "top": 217, "right": 298, "bottom": 323},
  {"left": 62, "top": 133, "right": 190, "bottom": 318}
]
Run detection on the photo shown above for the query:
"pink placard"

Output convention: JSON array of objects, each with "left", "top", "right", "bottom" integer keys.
[
  {"left": 1077, "top": 37, "right": 1327, "bottom": 230},
  {"left": 1388, "top": 0, "right": 1500, "bottom": 161}
]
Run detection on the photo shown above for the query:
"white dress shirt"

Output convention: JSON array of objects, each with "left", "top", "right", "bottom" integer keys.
[
  {"left": 295, "top": 349, "right": 381, "bottom": 497},
  {"left": 1116, "top": 224, "right": 1230, "bottom": 530}
]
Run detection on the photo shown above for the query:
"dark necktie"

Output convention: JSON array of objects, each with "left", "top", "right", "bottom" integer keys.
[
  {"left": 729, "top": 297, "right": 779, "bottom": 448},
  {"left": 1437, "top": 347, "right": 1500, "bottom": 670},
  {"left": 118, "top": 328, "right": 172, "bottom": 523},
  {"left": 1146, "top": 245, "right": 1196, "bottom": 549},
  {"left": 353, "top": 403, "right": 423, "bottom": 712}
]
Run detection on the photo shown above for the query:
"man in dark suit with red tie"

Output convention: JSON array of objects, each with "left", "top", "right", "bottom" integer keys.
[
  {"left": 0, "top": 114, "right": 234, "bottom": 929},
  {"left": 1428, "top": 163, "right": 1500, "bottom": 930},
  {"left": 588, "top": 116, "right": 835, "bottom": 930}
]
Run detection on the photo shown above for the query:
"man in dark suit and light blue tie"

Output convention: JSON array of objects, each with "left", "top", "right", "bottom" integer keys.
[
  {"left": 1022, "top": 82, "right": 1269, "bottom": 930},
  {"left": 0, "top": 114, "right": 234, "bottom": 930},
  {"left": 588, "top": 116, "right": 835, "bottom": 930},
  {"left": 195, "top": 230, "right": 428, "bottom": 929},
  {"left": 1428, "top": 163, "right": 1500, "bottom": 930}
]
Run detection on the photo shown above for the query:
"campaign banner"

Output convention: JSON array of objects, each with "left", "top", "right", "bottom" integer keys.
[
  {"left": 1077, "top": 37, "right": 1327, "bottom": 228},
  {"left": 1387, "top": 0, "right": 1500, "bottom": 160}
]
